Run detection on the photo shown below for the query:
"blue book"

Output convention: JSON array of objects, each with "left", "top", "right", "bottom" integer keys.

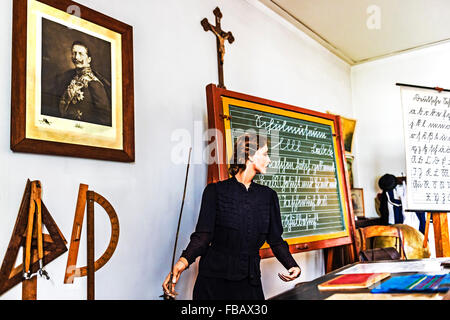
[{"left": 371, "top": 274, "right": 450, "bottom": 293}]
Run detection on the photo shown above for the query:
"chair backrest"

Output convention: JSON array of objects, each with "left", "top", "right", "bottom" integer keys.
[{"left": 358, "top": 225, "right": 406, "bottom": 259}]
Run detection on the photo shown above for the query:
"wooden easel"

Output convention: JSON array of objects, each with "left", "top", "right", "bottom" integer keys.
[
  {"left": 64, "top": 184, "right": 120, "bottom": 300},
  {"left": 0, "top": 180, "right": 67, "bottom": 299},
  {"left": 423, "top": 212, "right": 450, "bottom": 257}
]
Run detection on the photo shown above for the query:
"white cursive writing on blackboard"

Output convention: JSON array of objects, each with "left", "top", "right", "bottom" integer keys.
[
  {"left": 282, "top": 213, "right": 318, "bottom": 232},
  {"left": 267, "top": 157, "right": 336, "bottom": 174},
  {"left": 254, "top": 115, "right": 328, "bottom": 140},
  {"left": 310, "top": 143, "right": 333, "bottom": 157},
  {"left": 257, "top": 174, "right": 337, "bottom": 192},
  {"left": 271, "top": 137, "right": 303, "bottom": 152}
]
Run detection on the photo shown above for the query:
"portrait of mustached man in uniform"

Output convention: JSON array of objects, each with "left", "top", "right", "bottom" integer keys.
[{"left": 56, "top": 41, "right": 112, "bottom": 126}]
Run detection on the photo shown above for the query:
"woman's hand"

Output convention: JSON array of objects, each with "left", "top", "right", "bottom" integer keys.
[
  {"left": 278, "top": 266, "right": 301, "bottom": 282},
  {"left": 162, "top": 257, "right": 189, "bottom": 298}
]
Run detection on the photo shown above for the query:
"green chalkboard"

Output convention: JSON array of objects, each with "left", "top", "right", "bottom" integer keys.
[{"left": 219, "top": 95, "right": 351, "bottom": 249}]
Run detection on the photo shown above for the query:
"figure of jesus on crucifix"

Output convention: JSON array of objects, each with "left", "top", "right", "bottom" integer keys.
[
  {"left": 201, "top": 7, "right": 234, "bottom": 89},
  {"left": 209, "top": 25, "right": 233, "bottom": 65}
]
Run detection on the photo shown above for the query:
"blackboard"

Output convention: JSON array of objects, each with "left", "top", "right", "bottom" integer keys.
[
  {"left": 206, "top": 84, "right": 355, "bottom": 257},
  {"left": 399, "top": 84, "right": 450, "bottom": 212}
]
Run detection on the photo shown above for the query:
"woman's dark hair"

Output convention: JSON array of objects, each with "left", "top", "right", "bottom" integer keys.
[{"left": 228, "top": 133, "right": 268, "bottom": 176}]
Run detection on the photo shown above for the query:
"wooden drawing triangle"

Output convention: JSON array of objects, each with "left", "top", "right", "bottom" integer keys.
[{"left": 0, "top": 180, "right": 68, "bottom": 296}]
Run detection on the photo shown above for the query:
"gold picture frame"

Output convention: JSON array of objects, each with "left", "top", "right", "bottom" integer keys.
[
  {"left": 340, "top": 116, "right": 357, "bottom": 154},
  {"left": 326, "top": 112, "right": 357, "bottom": 154}
]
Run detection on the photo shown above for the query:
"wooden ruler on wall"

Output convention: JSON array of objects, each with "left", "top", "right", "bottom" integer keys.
[{"left": 64, "top": 184, "right": 120, "bottom": 300}]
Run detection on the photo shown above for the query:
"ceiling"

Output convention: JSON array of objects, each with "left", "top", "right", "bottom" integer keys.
[{"left": 259, "top": 0, "right": 450, "bottom": 65}]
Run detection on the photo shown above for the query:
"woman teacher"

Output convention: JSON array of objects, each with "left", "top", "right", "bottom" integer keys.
[{"left": 162, "top": 133, "right": 301, "bottom": 299}]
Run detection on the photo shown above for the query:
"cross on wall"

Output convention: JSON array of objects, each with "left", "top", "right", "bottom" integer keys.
[{"left": 201, "top": 7, "right": 234, "bottom": 89}]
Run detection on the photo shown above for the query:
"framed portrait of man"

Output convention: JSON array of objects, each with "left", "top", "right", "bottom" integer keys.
[{"left": 11, "top": 0, "right": 135, "bottom": 162}]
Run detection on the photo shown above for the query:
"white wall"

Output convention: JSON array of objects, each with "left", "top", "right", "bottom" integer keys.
[
  {"left": 0, "top": 0, "right": 352, "bottom": 300},
  {"left": 351, "top": 42, "right": 450, "bottom": 218},
  {"left": 351, "top": 42, "right": 450, "bottom": 258}
]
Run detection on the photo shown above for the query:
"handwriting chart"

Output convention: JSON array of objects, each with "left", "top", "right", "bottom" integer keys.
[{"left": 400, "top": 86, "right": 450, "bottom": 211}]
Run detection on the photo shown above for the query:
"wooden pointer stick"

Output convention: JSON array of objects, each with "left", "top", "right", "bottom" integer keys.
[{"left": 163, "top": 147, "right": 192, "bottom": 300}]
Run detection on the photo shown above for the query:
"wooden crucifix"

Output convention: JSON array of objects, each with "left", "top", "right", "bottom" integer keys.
[{"left": 201, "top": 7, "right": 234, "bottom": 89}]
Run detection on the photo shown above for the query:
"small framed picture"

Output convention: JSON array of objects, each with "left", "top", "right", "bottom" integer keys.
[
  {"left": 11, "top": 0, "right": 135, "bottom": 162},
  {"left": 351, "top": 188, "right": 365, "bottom": 217}
]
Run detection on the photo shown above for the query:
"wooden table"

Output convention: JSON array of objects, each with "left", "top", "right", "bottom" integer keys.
[{"left": 270, "top": 259, "right": 450, "bottom": 300}]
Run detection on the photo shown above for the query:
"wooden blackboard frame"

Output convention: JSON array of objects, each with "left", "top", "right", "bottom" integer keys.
[{"left": 205, "top": 84, "right": 357, "bottom": 259}]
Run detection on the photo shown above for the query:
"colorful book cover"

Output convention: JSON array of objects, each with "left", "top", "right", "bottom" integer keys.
[
  {"left": 318, "top": 273, "right": 391, "bottom": 291},
  {"left": 371, "top": 274, "right": 450, "bottom": 293}
]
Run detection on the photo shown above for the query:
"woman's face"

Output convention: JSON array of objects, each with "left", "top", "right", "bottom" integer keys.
[{"left": 250, "top": 144, "right": 271, "bottom": 174}]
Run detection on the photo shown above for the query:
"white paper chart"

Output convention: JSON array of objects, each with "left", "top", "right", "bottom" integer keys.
[{"left": 400, "top": 85, "right": 450, "bottom": 211}]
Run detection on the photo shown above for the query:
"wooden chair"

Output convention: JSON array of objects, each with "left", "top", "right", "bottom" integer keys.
[{"left": 357, "top": 225, "right": 407, "bottom": 260}]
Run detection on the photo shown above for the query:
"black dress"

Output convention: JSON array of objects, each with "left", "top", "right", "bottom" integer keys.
[{"left": 181, "top": 176, "right": 299, "bottom": 300}]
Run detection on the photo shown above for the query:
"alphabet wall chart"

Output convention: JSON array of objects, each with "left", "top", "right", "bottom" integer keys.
[{"left": 400, "top": 85, "right": 450, "bottom": 211}]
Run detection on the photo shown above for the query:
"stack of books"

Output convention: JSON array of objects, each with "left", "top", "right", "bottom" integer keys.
[
  {"left": 371, "top": 274, "right": 450, "bottom": 293},
  {"left": 318, "top": 273, "right": 391, "bottom": 291}
]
